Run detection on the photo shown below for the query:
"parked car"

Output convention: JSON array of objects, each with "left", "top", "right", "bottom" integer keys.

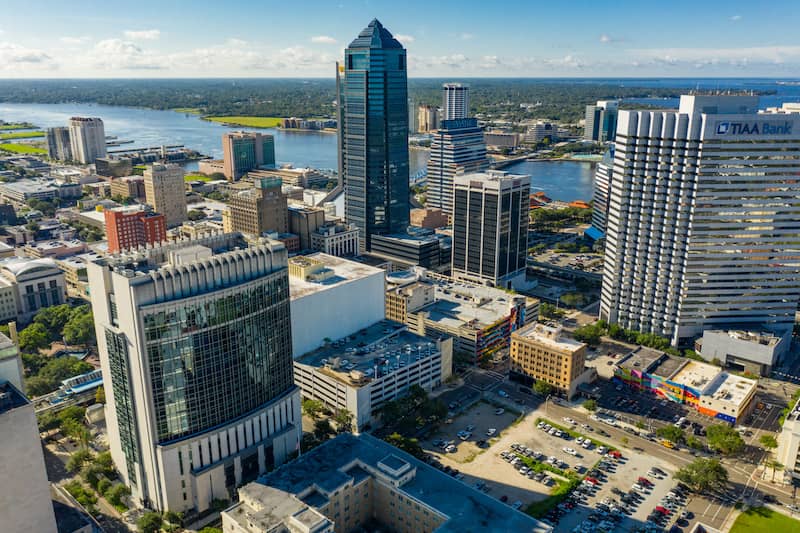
[{"left": 495, "top": 408, "right": 505, "bottom": 415}]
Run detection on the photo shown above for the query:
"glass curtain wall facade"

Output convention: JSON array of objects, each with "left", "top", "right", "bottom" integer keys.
[{"left": 339, "top": 19, "right": 410, "bottom": 250}]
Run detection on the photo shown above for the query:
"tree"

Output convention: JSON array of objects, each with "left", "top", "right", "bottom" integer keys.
[
  {"left": 572, "top": 323, "right": 603, "bottom": 347},
  {"left": 385, "top": 433, "right": 425, "bottom": 459},
  {"left": 533, "top": 379, "right": 554, "bottom": 397},
  {"left": 301, "top": 398, "right": 325, "bottom": 419},
  {"left": 674, "top": 458, "right": 729, "bottom": 493},
  {"left": 313, "top": 419, "right": 335, "bottom": 441},
  {"left": 63, "top": 308, "right": 95, "bottom": 346},
  {"left": 137, "top": 511, "right": 163, "bottom": 533},
  {"left": 18, "top": 322, "right": 50, "bottom": 353},
  {"left": 635, "top": 420, "right": 645, "bottom": 430},
  {"left": 765, "top": 460, "right": 784, "bottom": 482},
  {"left": 106, "top": 484, "right": 130, "bottom": 509},
  {"left": 33, "top": 304, "right": 74, "bottom": 338},
  {"left": 333, "top": 409, "right": 354, "bottom": 433},
  {"left": 760, "top": 434, "right": 778, "bottom": 452},
  {"left": 705, "top": 424, "right": 745, "bottom": 455},
  {"left": 198, "top": 528, "right": 223, "bottom": 533},
  {"left": 686, "top": 436, "right": 705, "bottom": 450},
  {"left": 95, "top": 385, "right": 106, "bottom": 404},
  {"left": 187, "top": 209, "right": 205, "bottom": 221},
  {"left": 656, "top": 425, "right": 685, "bottom": 444},
  {"left": 582, "top": 399, "right": 598, "bottom": 412},
  {"left": 66, "top": 449, "right": 93, "bottom": 473}
]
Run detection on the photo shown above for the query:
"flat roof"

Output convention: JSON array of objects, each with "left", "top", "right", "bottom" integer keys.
[
  {"left": 0, "top": 381, "right": 28, "bottom": 415},
  {"left": 669, "top": 360, "right": 721, "bottom": 392},
  {"left": 421, "top": 279, "right": 527, "bottom": 331},
  {"left": 703, "top": 372, "right": 757, "bottom": 406},
  {"left": 296, "top": 320, "right": 439, "bottom": 385},
  {"left": 254, "top": 433, "right": 550, "bottom": 533},
  {"left": 289, "top": 252, "right": 383, "bottom": 300},
  {"left": 649, "top": 356, "right": 687, "bottom": 380},
  {"left": 617, "top": 346, "right": 668, "bottom": 374},
  {"left": 707, "top": 328, "right": 783, "bottom": 346},
  {"left": 514, "top": 323, "right": 585, "bottom": 351},
  {"left": 224, "top": 484, "right": 331, "bottom": 533}
]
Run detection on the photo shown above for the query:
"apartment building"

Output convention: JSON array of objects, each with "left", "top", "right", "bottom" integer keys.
[{"left": 510, "top": 323, "right": 587, "bottom": 398}]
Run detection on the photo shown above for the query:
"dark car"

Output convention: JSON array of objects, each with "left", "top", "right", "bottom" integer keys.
[{"left": 500, "top": 495, "right": 508, "bottom": 502}]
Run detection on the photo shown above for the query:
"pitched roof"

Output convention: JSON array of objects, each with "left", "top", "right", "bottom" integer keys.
[{"left": 348, "top": 19, "right": 404, "bottom": 50}]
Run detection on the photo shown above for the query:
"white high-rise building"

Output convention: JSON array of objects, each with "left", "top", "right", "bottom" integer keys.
[
  {"left": 88, "top": 234, "right": 301, "bottom": 513},
  {"left": 451, "top": 170, "right": 530, "bottom": 289},
  {"left": 68, "top": 117, "right": 107, "bottom": 164},
  {"left": 600, "top": 95, "right": 800, "bottom": 346},
  {"left": 442, "top": 83, "right": 469, "bottom": 120}
]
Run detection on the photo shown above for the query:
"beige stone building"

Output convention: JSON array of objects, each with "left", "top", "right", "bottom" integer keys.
[
  {"left": 226, "top": 176, "right": 288, "bottom": 236},
  {"left": 510, "top": 323, "right": 587, "bottom": 397},
  {"left": 410, "top": 208, "right": 449, "bottom": 229},
  {"left": 143, "top": 163, "right": 187, "bottom": 227}
]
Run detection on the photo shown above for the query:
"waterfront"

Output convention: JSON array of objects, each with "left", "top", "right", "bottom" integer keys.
[{"left": 502, "top": 160, "right": 595, "bottom": 202}]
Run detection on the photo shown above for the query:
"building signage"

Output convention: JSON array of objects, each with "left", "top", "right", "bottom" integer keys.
[{"left": 715, "top": 121, "right": 793, "bottom": 135}]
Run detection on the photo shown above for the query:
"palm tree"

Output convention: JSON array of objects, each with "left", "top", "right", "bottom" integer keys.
[{"left": 766, "top": 459, "right": 784, "bottom": 482}]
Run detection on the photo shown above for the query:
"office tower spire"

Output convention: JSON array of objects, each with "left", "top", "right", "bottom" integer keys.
[{"left": 338, "top": 19, "right": 410, "bottom": 251}]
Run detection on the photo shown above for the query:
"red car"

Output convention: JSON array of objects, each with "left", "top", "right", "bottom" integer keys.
[
  {"left": 655, "top": 506, "right": 671, "bottom": 515},
  {"left": 584, "top": 477, "right": 600, "bottom": 485},
  {"left": 638, "top": 477, "right": 653, "bottom": 486},
  {"left": 609, "top": 450, "right": 622, "bottom": 458}
]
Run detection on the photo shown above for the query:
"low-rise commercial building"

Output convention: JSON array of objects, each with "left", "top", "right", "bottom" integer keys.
[
  {"left": 289, "top": 253, "right": 385, "bottom": 358},
  {"left": 386, "top": 269, "right": 538, "bottom": 364},
  {"left": 0, "top": 256, "right": 66, "bottom": 323},
  {"left": 22, "top": 239, "right": 88, "bottom": 259},
  {"left": 484, "top": 131, "right": 519, "bottom": 149},
  {"left": 510, "top": 324, "right": 588, "bottom": 398},
  {"left": 288, "top": 205, "right": 326, "bottom": 250},
  {"left": 109, "top": 175, "right": 146, "bottom": 200},
  {"left": 614, "top": 348, "right": 757, "bottom": 424},
  {"left": 294, "top": 321, "right": 452, "bottom": 431},
  {"left": 0, "top": 179, "right": 80, "bottom": 205},
  {"left": 223, "top": 433, "right": 551, "bottom": 533},
  {"left": 56, "top": 252, "right": 101, "bottom": 299},
  {"left": 370, "top": 232, "right": 450, "bottom": 273},
  {"left": 310, "top": 222, "right": 360, "bottom": 257},
  {"left": 695, "top": 328, "right": 790, "bottom": 377},
  {"left": 250, "top": 167, "right": 329, "bottom": 189},
  {"left": 95, "top": 157, "right": 133, "bottom": 178}
]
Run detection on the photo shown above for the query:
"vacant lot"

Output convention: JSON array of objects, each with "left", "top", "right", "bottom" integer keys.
[
  {"left": 204, "top": 116, "right": 282, "bottom": 128},
  {"left": 0, "top": 142, "right": 46, "bottom": 155},
  {"left": 731, "top": 507, "right": 800, "bottom": 533}
]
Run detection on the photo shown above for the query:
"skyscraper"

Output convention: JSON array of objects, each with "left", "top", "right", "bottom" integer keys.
[
  {"left": 417, "top": 104, "right": 440, "bottom": 133},
  {"left": 222, "top": 132, "right": 276, "bottom": 181},
  {"left": 87, "top": 234, "right": 301, "bottom": 513},
  {"left": 584, "top": 100, "right": 618, "bottom": 142},
  {"left": 45, "top": 126, "right": 72, "bottom": 161},
  {"left": 600, "top": 95, "right": 800, "bottom": 346},
  {"left": 143, "top": 163, "right": 187, "bottom": 228},
  {"left": 427, "top": 118, "right": 489, "bottom": 215},
  {"left": 225, "top": 177, "right": 288, "bottom": 236},
  {"left": 338, "top": 19, "right": 410, "bottom": 251},
  {"left": 452, "top": 170, "right": 530, "bottom": 289},
  {"left": 442, "top": 83, "right": 469, "bottom": 120},
  {"left": 589, "top": 146, "right": 614, "bottom": 236},
  {"left": 68, "top": 117, "right": 107, "bottom": 164}
]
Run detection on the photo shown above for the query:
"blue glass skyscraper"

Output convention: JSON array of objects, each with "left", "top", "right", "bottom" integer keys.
[{"left": 337, "top": 19, "right": 410, "bottom": 251}]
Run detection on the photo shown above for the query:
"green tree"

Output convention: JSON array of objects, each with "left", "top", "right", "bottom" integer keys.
[
  {"left": 187, "top": 209, "right": 205, "bottom": 221},
  {"left": 66, "top": 449, "right": 93, "bottom": 473},
  {"left": 301, "top": 398, "right": 325, "bottom": 419},
  {"left": 33, "top": 304, "right": 74, "bottom": 338},
  {"left": 705, "top": 424, "right": 745, "bottom": 455},
  {"left": 656, "top": 425, "right": 685, "bottom": 444},
  {"left": 533, "top": 379, "right": 554, "bottom": 397},
  {"left": 106, "top": 484, "right": 130, "bottom": 509},
  {"left": 63, "top": 308, "right": 95, "bottom": 346},
  {"left": 385, "top": 432, "right": 425, "bottom": 459},
  {"left": 97, "top": 478, "right": 112, "bottom": 495},
  {"left": 765, "top": 459, "right": 784, "bottom": 482},
  {"left": 25, "top": 357, "right": 93, "bottom": 397},
  {"left": 333, "top": 408, "right": 354, "bottom": 433},
  {"left": 198, "top": 528, "right": 223, "bottom": 533},
  {"left": 313, "top": 419, "right": 335, "bottom": 441},
  {"left": 18, "top": 322, "right": 50, "bottom": 353},
  {"left": 760, "top": 434, "right": 778, "bottom": 452},
  {"left": 674, "top": 458, "right": 728, "bottom": 493},
  {"left": 95, "top": 385, "right": 106, "bottom": 404},
  {"left": 572, "top": 323, "right": 603, "bottom": 346},
  {"left": 582, "top": 399, "right": 598, "bottom": 412},
  {"left": 686, "top": 436, "right": 705, "bottom": 450},
  {"left": 137, "top": 511, "right": 163, "bottom": 533}
]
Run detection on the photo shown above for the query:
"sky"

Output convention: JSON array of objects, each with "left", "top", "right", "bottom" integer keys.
[{"left": 2, "top": 0, "right": 800, "bottom": 78}]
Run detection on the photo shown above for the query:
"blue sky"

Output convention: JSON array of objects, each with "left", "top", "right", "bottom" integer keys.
[{"left": 2, "top": 0, "right": 800, "bottom": 77}]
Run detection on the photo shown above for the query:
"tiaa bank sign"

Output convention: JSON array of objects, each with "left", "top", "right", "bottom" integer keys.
[{"left": 715, "top": 121, "right": 793, "bottom": 135}]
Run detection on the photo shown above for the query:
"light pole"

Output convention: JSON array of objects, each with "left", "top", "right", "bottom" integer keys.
[{"left": 545, "top": 394, "right": 553, "bottom": 415}]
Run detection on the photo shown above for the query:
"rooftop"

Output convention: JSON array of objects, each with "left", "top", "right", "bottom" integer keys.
[
  {"left": 295, "top": 320, "right": 439, "bottom": 385},
  {"left": 289, "top": 252, "right": 384, "bottom": 300},
  {"left": 0, "top": 380, "right": 29, "bottom": 416},
  {"left": 710, "top": 328, "right": 783, "bottom": 347},
  {"left": 252, "top": 433, "right": 550, "bottom": 533},
  {"left": 670, "top": 360, "right": 724, "bottom": 393},
  {"left": 453, "top": 170, "right": 531, "bottom": 189},
  {"left": 0, "top": 179, "right": 58, "bottom": 193},
  {"left": 0, "top": 256, "right": 60, "bottom": 278},
  {"left": 514, "top": 323, "right": 585, "bottom": 352},
  {"left": 703, "top": 371, "right": 757, "bottom": 406},
  {"left": 617, "top": 346, "right": 669, "bottom": 374},
  {"left": 348, "top": 19, "right": 404, "bottom": 50}
]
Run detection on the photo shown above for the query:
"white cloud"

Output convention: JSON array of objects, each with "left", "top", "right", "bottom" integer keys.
[
  {"left": 460, "top": 33, "right": 474, "bottom": 41},
  {"left": 395, "top": 34, "right": 415, "bottom": 44},
  {"left": 544, "top": 55, "right": 585, "bottom": 68},
  {"left": 88, "top": 39, "right": 166, "bottom": 70},
  {"left": 60, "top": 36, "right": 90, "bottom": 45},
  {"left": 311, "top": 35, "right": 337, "bottom": 44},
  {"left": 0, "top": 42, "right": 55, "bottom": 70},
  {"left": 730, "top": 15, "right": 742, "bottom": 21},
  {"left": 123, "top": 29, "right": 161, "bottom": 41},
  {"left": 600, "top": 34, "right": 623, "bottom": 44},
  {"left": 632, "top": 45, "right": 800, "bottom": 66}
]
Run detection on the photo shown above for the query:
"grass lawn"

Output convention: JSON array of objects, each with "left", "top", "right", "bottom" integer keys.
[
  {"left": 185, "top": 173, "right": 212, "bottom": 182},
  {"left": 0, "top": 143, "right": 46, "bottom": 155},
  {"left": 0, "top": 131, "right": 45, "bottom": 140},
  {"left": 173, "top": 107, "right": 203, "bottom": 115},
  {"left": 730, "top": 507, "right": 800, "bottom": 533},
  {"left": 0, "top": 122, "right": 36, "bottom": 130},
  {"left": 204, "top": 116, "right": 283, "bottom": 128}
]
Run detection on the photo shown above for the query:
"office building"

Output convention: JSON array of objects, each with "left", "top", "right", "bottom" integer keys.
[
  {"left": 386, "top": 268, "right": 538, "bottom": 363},
  {"left": 222, "top": 132, "right": 276, "bottom": 181},
  {"left": 0, "top": 257, "right": 66, "bottom": 323},
  {"left": 288, "top": 205, "right": 326, "bottom": 250},
  {"left": 226, "top": 177, "right": 288, "bottom": 237},
  {"left": 510, "top": 324, "right": 588, "bottom": 398},
  {"left": 427, "top": 118, "right": 490, "bottom": 214},
  {"left": 0, "top": 178, "right": 80, "bottom": 205},
  {"left": 109, "top": 175, "right": 146, "bottom": 200},
  {"left": 452, "top": 171, "right": 530, "bottom": 289},
  {"left": 68, "top": 117, "right": 107, "bottom": 164},
  {"left": 442, "top": 83, "right": 469, "bottom": 120},
  {"left": 484, "top": 131, "right": 518, "bottom": 149},
  {"left": 614, "top": 347, "right": 756, "bottom": 424},
  {"left": 695, "top": 328, "right": 791, "bottom": 377},
  {"left": 600, "top": 95, "right": 800, "bottom": 346},
  {"left": 310, "top": 221, "right": 360, "bottom": 257},
  {"left": 370, "top": 232, "right": 451, "bottom": 273},
  {"left": 0, "top": 333, "right": 58, "bottom": 533},
  {"left": 223, "top": 433, "right": 551, "bottom": 533},
  {"left": 294, "top": 321, "right": 451, "bottom": 431},
  {"left": 584, "top": 100, "right": 618, "bottom": 142},
  {"left": 777, "top": 396, "right": 800, "bottom": 481},
  {"left": 104, "top": 205, "right": 167, "bottom": 253},
  {"left": 143, "top": 163, "right": 187, "bottom": 228},
  {"left": 250, "top": 167, "right": 328, "bottom": 189},
  {"left": 56, "top": 251, "right": 101, "bottom": 299},
  {"left": 87, "top": 234, "right": 301, "bottom": 513},
  {"left": 22, "top": 239, "right": 87, "bottom": 259},
  {"left": 338, "top": 19, "right": 410, "bottom": 251},
  {"left": 288, "top": 253, "right": 385, "bottom": 358},
  {"left": 589, "top": 147, "right": 614, "bottom": 236},
  {"left": 410, "top": 208, "right": 449, "bottom": 229},
  {"left": 45, "top": 126, "right": 72, "bottom": 161},
  {"left": 417, "top": 104, "right": 440, "bottom": 133},
  {"left": 524, "top": 122, "right": 558, "bottom": 144},
  {"left": 408, "top": 98, "right": 419, "bottom": 133},
  {"left": 96, "top": 157, "right": 134, "bottom": 178}
]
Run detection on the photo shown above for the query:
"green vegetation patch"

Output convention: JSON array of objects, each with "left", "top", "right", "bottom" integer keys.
[
  {"left": 730, "top": 506, "right": 800, "bottom": 533},
  {"left": 204, "top": 116, "right": 282, "bottom": 128},
  {"left": 172, "top": 107, "right": 203, "bottom": 114},
  {"left": 185, "top": 173, "right": 212, "bottom": 182},
  {"left": 0, "top": 122, "right": 36, "bottom": 130},
  {"left": 0, "top": 143, "right": 46, "bottom": 155},
  {"left": 0, "top": 130, "right": 45, "bottom": 140}
]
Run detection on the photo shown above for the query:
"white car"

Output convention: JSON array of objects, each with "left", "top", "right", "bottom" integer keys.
[
  {"left": 487, "top": 428, "right": 497, "bottom": 437},
  {"left": 495, "top": 408, "right": 505, "bottom": 415},
  {"left": 576, "top": 436, "right": 584, "bottom": 444},
  {"left": 564, "top": 417, "right": 576, "bottom": 425},
  {"left": 511, "top": 500, "right": 523, "bottom": 510},
  {"left": 582, "top": 440, "right": 592, "bottom": 449},
  {"left": 563, "top": 447, "right": 578, "bottom": 456},
  {"left": 445, "top": 444, "right": 457, "bottom": 453}
]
